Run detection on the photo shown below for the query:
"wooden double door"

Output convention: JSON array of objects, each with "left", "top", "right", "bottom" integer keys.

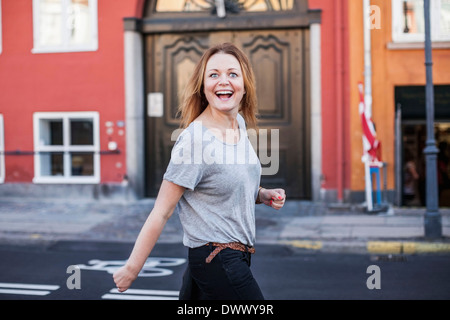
[{"left": 145, "top": 30, "right": 311, "bottom": 199}]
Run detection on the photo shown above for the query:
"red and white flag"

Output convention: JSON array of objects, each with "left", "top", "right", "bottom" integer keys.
[{"left": 358, "top": 82, "right": 380, "bottom": 162}]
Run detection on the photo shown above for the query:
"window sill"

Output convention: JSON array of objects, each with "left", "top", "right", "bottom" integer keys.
[
  {"left": 31, "top": 45, "right": 98, "bottom": 54},
  {"left": 387, "top": 41, "right": 450, "bottom": 50},
  {"left": 33, "top": 177, "right": 100, "bottom": 184}
]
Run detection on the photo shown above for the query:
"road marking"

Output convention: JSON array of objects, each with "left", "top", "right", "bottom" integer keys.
[
  {"left": 77, "top": 257, "right": 186, "bottom": 277},
  {"left": 102, "top": 288, "right": 179, "bottom": 300},
  {"left": 0, "top": 282, "right": 59, "bottom": 296},
  {"left": 0, "top": 289, "right": 52, "bottom": 296}
]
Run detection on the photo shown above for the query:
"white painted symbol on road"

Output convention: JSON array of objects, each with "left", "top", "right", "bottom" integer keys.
[
  {"left": 102, "top": 288, "right": 179, "bottom": 300},
  {"left": 76, "top": 257, "right": 186, "bottom": 277},
  {"left": 0, "top": 282, "right": 60, "bottom": 296}
]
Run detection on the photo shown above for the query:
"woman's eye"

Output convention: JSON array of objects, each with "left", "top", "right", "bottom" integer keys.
[
  {"left": 210, "top": 73, "right": 218, "bottom": 78},
  {"left": 229, "top": 73, "right": 238, "bottom": 78}
]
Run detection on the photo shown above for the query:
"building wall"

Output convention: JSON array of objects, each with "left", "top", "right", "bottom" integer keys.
[
  {"left": 309, "top": 0, "right": 351, "bottom": 201},
  {"left": 2, "top": 0, "right": 385, "bottom": 203},
  {"left": 0, "top": 0, "right": 140, "bottom": 187},
  {"left": 348, "top": 0, "right": 450, "bottom": 196}
]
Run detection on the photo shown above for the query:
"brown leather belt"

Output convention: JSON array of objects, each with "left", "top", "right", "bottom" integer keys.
[{"left": 205, "top": 242, "right": 255, "bottom": 263}]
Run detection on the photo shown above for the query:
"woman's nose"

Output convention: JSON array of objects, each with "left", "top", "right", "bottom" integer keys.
[{"left": 218, "top": 74, "right": 229, "bottom": 85}]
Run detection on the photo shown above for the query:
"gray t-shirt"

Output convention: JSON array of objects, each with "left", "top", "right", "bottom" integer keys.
[{"left": 163, "top": 114, "right": 261, "bottom": 248}]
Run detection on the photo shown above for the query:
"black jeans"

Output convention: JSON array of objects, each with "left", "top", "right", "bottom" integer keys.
[{"left": 179, "top": 244, "right": 264, "bottom": 300}]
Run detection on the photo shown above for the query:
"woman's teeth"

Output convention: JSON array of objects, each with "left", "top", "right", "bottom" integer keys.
[{"left": 216, "top": 91, "right": 233, "bottom": 99}]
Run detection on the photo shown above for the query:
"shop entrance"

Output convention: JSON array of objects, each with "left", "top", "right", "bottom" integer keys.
[
  {"left": 395, "top": 85, "right": 450, "bottom": 207},
  {"left": 401, "top": 122, "right": 450, "bottom": 207}
]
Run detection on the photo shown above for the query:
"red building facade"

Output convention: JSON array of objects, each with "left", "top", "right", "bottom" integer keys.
[
  {"left": 0, "top": 0, "right": 349, "bottom": 203},
  {"left": 0, "top": 0, "right": 142, "bottom": 199}
]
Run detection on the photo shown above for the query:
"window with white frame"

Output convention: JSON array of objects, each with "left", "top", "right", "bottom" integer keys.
[
  {"left": 0, "top": 115, "right": 4, "bottom": 183},
  {"left": 32, "top": 0, "right": 98, "bottom": 53},
  {"left": 392, "top": 0, "right": 450, "bottom": 42},
  {"left": 33, "top": 112, "right": 100, "bottom": 183}
]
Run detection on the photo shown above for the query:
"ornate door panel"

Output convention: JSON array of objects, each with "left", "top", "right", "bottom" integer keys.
[
  {"left": 235, "top": 30, "right": 310, "bottom": 199},
  {"left": 145, "top": 30, "right": 310, "bottom": 198}
]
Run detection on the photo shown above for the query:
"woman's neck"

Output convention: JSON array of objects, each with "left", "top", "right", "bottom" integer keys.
[
  {"left": 196, "top": 106, "right": 241, "bottom": 144},
  {"left": 199, "top": 106, "right": 239, "bottom": 131}
]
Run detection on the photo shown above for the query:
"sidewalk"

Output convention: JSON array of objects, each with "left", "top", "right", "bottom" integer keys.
[{"left": 0, "top": 198, "right": 449, "bottom": 254}]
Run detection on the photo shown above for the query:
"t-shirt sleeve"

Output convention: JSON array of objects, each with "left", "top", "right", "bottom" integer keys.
[{"left": 163, "top": 128, "right": 204, "bottom": 191}]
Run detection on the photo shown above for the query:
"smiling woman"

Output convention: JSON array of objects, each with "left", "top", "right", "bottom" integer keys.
[
  {"left": 113, "top": 42, "right": 286, "bottom": 300},
  {"left": 197, "top": 53, "right": 246, "bottom": 144},
  {"left": 203, "top": 54, "right": 245, "bottom": 110},
  {"left": 178, "top": 42, "right": 258, "bottom": 130}
]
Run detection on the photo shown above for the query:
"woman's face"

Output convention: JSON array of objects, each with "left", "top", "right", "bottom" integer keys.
[{"left": 203, "top": 53, "right": 245, "bottom": 114}]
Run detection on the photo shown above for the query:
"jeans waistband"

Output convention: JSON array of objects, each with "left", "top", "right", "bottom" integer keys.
[{"left": 204, "top": 242, "right": 255, "bottom": 263}]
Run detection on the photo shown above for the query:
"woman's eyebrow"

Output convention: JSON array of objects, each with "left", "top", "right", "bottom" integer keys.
[{"left": 206, "top": 67, "right": 240, "bottom": 72}]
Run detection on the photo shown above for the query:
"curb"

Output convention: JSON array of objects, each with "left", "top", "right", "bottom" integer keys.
[
  {"left": 282, "top": 240, "right": 450, "bottom": 255},
  {"left": 366, "top": 241, "right": 450, "bottom": 254}
]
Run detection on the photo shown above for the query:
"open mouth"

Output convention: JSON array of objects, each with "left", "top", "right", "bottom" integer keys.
[{"left": 215, "top": 90, "right": 234, "bottom": 100}]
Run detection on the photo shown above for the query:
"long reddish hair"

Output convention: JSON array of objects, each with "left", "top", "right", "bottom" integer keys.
[{"left": 178, "top": 43, "right": 258, "bottom": 129}]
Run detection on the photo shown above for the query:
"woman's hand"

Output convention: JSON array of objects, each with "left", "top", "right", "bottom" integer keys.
[
  {"left": 113, "top": 263, "right": 139, "bottom": 293},
  {"left": 259, "top": 188, "right": 286, "bottom": 210}
]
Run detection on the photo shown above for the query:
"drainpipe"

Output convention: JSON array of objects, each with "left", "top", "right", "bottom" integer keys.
[{"left": 335, "top": 0, "right": 344, "bottom": 202}]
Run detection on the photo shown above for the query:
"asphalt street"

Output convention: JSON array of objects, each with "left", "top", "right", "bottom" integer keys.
[
  {"left": 1, "top": 241, "right": 450, "bottom": 301},
  {"left": 1, "top": 198, "right": 450, "bottom": 311}
]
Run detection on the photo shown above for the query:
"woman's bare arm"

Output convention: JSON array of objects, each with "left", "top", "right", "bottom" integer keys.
[{"left": 113, "top": 180, "right": 185, "bottom": 292}]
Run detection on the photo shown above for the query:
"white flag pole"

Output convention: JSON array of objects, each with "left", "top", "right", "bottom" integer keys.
[
  {"left": 363, "top": 155, "right": 373, "bottom": 212},
  {"left": 362, "top": 0, "right": 373, "bottom": 212}
]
